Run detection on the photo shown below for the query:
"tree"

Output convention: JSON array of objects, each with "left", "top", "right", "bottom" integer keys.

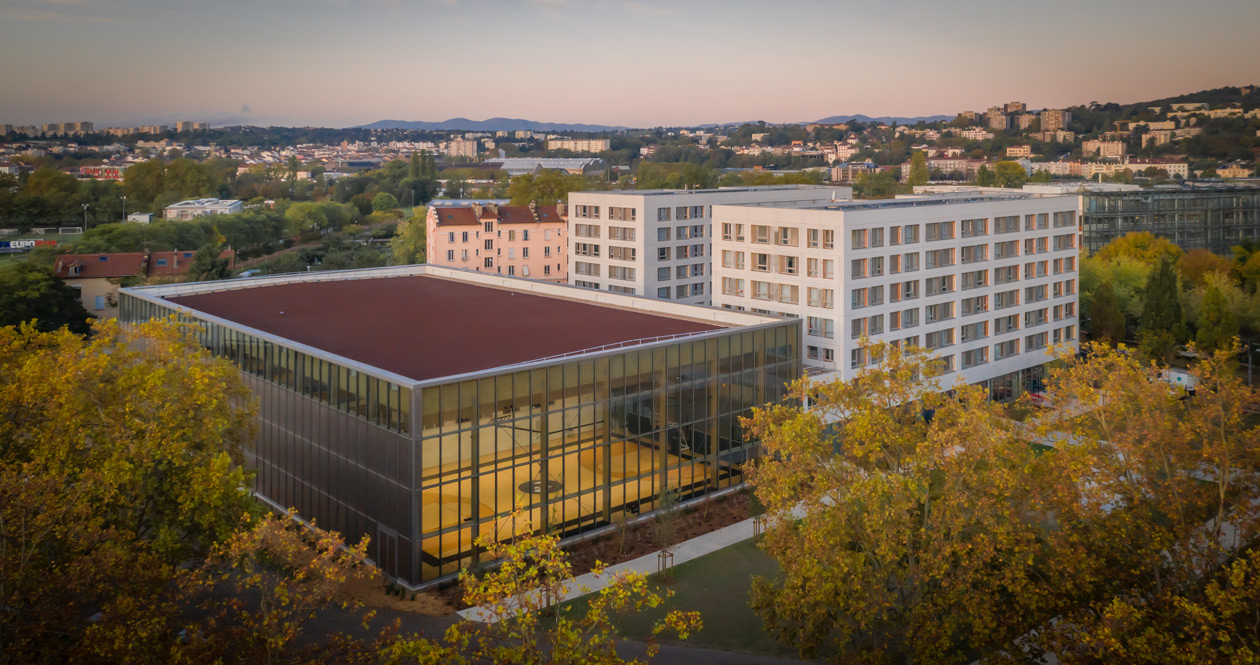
[
  {"left": 444, "top": 176, "right": 468, "bottom": 199},
  {"left": 0, "top": 262, "right": 93, "bottom": 335},
  {"left": 1179, "top": 248, "right": 1232, "bottom": 286},
  {"left": 906, "top": 150, "right": 929, "bottom": 187},
  {"left": 1091, "top": 280, "right": 1128, "bottom": 345},
  {"left": 1033, "top": 344, "right": 1260, "bottom": 662},
  {"left": 993, "top": 160, "right": 1028, "bottom": 188},
  {"left": 1196, "top": 282, "right": 1238, "bottom": 353},
  {"left": 744, "top": 342, "right": 1083, "bottom": 664},
  {"left": 1094, "top": 231, "right": 1183, "bottom": 264},
  {"left": 1141, "top": 256, "right": 1187, "bottom": 342},
  {"left": 1029, "top": 169, "right": 1053, "bottom": 183},
  {"left": 389, "top": 211, "right": 426, "bottom": 265},
  {"left": 286, "top": 201, "right": 330, "bottom": 237},
  {"left": 381, "top": 506, "right": 701, "bottom": 664},
  {"left": 408, "top": 151, "right": 421, "bottom": 179},
  {"left": 976, "top": 164, "right": 996, "bottom": 186},
  {"left": 0, "top": 319, "right": 256, "bottom": 659},
  {"left": 372, "top": 192, "right": 400, "bottom": 213},
  {"left": 187, "top": 232, "right": 233, "bottom": 282}
]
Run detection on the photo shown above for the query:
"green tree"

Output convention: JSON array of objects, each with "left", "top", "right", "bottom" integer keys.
[
  {"left": 976, "top": 164, "right": 996, "bottom": 186},
  {"left": 1091, "top": 280, "right": 1127, "bottom": 345},
  {"left": 389, "top": 212, "right": 426, "bottom": 265},
  {"left": 1196, "top": 283, "right": 1238, "bottom": 353},
  {"left": 993, "top": 160, "right": 1028, "bottom": 188},
  {"left": 408, "top": 151, "right": 421, "bottom": 179},
  {"left": 187, "top": 231, "right": 233, "bottom": 282},
  {"left": 1141, "top": 256, "right": 1186, "bottom": 340},
  {"left": 371, "top": 192, "right": 400, "bottom": 213},
  {"left": 906, "top": 150, "right": 929, "bottom": 187},
  {"left": 0, "top": 262, "right": 92, "bottom": 335}
]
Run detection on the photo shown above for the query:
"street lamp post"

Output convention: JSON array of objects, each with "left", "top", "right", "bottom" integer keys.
[
  {"left": 82, "top": 203, "right": 90, "bottom": 229},
  {"left": 121, "top": 196, "right": 127, "bottom": 222}
]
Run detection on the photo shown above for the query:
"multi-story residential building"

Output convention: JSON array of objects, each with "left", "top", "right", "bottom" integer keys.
[
  {"left": 1005, "top": 101, "right": 1028, "bottom": 114},
  {"left": 425, "top": 203, "right": 567, "bottom": 282},
  {"left": 711, "top": 193, "right": 1080, "bottom": 399},
  {"left": 1035, "top": 129, "right": 1076, "bottom": 144},
  {"left": 566, "top": 186, "right": 851, "bottom": 305},
  {"left": 1141, "top": 130, "right": 1174, "bottom": 148},
  {"left": 830, "top": 162, "right": 879, "bottom": 183},
  {"left": 1016, "top": 114, "right": 1037, "bottom": 130},
  {"left": 545, "top": 138, "right": 611, "bottom": 153},
  {"left": 164, "top": 198, "right": 245, "bottom": 220},
  {"left": 1082, "top": 159, "right": 1189, "bottom": 179},
  {"left": 1006, "top": 145, "right": 1033, "bottom": 158},
  {"left": 899, "top": 158, "right": 989, "bottom": 180},
  {"left": 1082, "top": 140, "right": 1126, "bottom": 158},
  {"left": 1218, "top": 165, "right": 1254, "bottom": 179},
  {"left": 1028, "top": 161, "right": 1083, "bottom": 177},
  {"left": 444, "top": 139, "right": 478, "bottom": 159},
  {"left": 986, "top": 107, "right": 1010, "bottom": 130},
  {"left": 957, "top": 127, "right": 995, "bottom": 141},
  {"left": 175, "top": 121, "right": 209, "bottom": 132},
  {"left": 1040, "top": 109, "right": 1072, "bottom": 132}
]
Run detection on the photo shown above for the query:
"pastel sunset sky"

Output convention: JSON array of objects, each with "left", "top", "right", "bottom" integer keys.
[{"left": 2, "top": 0, "right": 1257, "bottom": 128}]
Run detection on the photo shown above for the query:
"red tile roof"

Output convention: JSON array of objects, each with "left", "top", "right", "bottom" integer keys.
[
  {"left": 495, "top": 205, "right": 537, "bottom": 225},
  {"left": 53, "top": 249, "right": 235, "bottom": 280},
  {"left": 433, "top": 207, "right": 480, "bottom": 227},
  {"left": 534, "top": 205, "right": 563, "bottom": 223},
  {"left": 54, "top": 253, "right": 147, "bottom": 279}
]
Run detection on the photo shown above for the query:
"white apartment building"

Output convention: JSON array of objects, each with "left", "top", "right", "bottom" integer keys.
[
  {"left": 566, "top": 186, "right": 851, "bottom": 306},
  {"left": 163, "top": 198, "right": 245, "bottom": 220},
  {"left": 711, "top": 193, "right": 1081, "bottom": 398},
  {"left": 546, "top": 138, "right": 611, "bottom": 153}
]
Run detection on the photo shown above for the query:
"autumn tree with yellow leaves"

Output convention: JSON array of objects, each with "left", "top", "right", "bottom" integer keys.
[{"left": 745, "top": 339, "right": 1260, "bottom": 664}]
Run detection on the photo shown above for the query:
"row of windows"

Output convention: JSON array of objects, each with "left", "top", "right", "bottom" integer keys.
[
  {"left": 444, "top": 228, "right": 561, "bottom": 244},
  {"left": 661, "top": 264, "right": 706, "bottom": 280},
  {"left": 657, "top": 283, "right": 708, "bottom": 299},
  {"left": 849, "top": 303, "right": 1078, "bottom": 343},
  {"left": 722, "top": 213, "right": 1076, "bottom": 254},
  {"left": 848, "top": 325, "right": 1076, "bottom": 370}
]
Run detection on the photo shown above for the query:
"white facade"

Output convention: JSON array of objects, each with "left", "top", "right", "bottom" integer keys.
[
  {"left": 566, "top": 186, "right": 851, "bottom": 306},
  {"left": 710, "top": 194, "right": 1081, "bottom": 392},
  {"left": 163, "top": 198, "right": 244, "bottom": 220}
]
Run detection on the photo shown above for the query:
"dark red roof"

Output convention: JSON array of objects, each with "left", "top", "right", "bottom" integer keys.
[
  {"left": 54, "top": 253, "right": 146, "bottom": 279},
  {"left": 166, "top": 275, "right": 722, "bottom": 381},
  {"left": 433, "top": 208, "right": 479, "bottom": 227},
  {"left": 495, "top": 205, "right": 537, "bottom": 225},
  {"left": 534, "top": 205, "right": 562, "bottom": 223}
]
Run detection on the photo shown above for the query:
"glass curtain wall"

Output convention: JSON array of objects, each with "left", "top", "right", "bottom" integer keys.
[{"left": 414, "top": 323, "right": 799, "bottom": 581}]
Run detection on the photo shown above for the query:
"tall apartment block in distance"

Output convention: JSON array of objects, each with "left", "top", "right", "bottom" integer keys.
[
  {"left": 425, "top": 203, "right": 567, "bottom": 281},
  {"left": 545, "top": 138, "right": 611, "bottom": 153},
  {"left": 711, "top": 192, "right": 1081, "bottom": 399},
  {"left": 1040, "top": 109, "right": 1072, "bottom": 132},
  {"left": 566, "top": 186, "right": 851, "bottom": 306}
]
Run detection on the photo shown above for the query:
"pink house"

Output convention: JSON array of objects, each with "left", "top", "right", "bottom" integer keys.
[{"left": 425, "top": 203, "right": 567, "bottom": 282}]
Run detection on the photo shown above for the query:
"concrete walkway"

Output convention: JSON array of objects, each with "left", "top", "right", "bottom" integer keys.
[{"left": 459, "top": 513, "right": 764, "bottom": 623}]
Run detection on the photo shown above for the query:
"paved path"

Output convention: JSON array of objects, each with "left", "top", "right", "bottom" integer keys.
[{"left": 459, "top": 513, "right": 764, "bottom": 622}]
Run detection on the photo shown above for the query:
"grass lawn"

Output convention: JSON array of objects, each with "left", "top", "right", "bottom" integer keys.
[{"left": 557, "top": 538, "right": 796, "bottom": 658}]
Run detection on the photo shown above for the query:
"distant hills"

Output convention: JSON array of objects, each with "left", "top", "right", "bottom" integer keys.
[
  {"left": 356, "top": 113, "right": 954, "bottom": 132},
  {"left": 356, "top": 118, "right": 628, "bottom": 132},
  {"left": 809, "top": 113, "right": 954, "bottom": 125}
]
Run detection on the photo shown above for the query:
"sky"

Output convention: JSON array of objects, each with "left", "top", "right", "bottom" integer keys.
[{"left": 1, "top": 0, "right": 1258, "bottom": 129}]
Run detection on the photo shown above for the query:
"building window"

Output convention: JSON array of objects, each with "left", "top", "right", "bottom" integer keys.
[{"left": 446, "top": 250, "right": 455, "bottom": 261}]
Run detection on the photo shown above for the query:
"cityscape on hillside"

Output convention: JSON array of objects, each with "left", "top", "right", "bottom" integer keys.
[{"left": 3, "top": 0, "right": 1260, "bottom": 662}]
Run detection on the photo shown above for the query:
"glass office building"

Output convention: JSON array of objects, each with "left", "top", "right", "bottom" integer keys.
[
  {"left": 1082, "top": 184, "right": 1260, "bottom": 255},
  {"left": 119, "top": 266, "right": 799, "bottom": 587}
]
